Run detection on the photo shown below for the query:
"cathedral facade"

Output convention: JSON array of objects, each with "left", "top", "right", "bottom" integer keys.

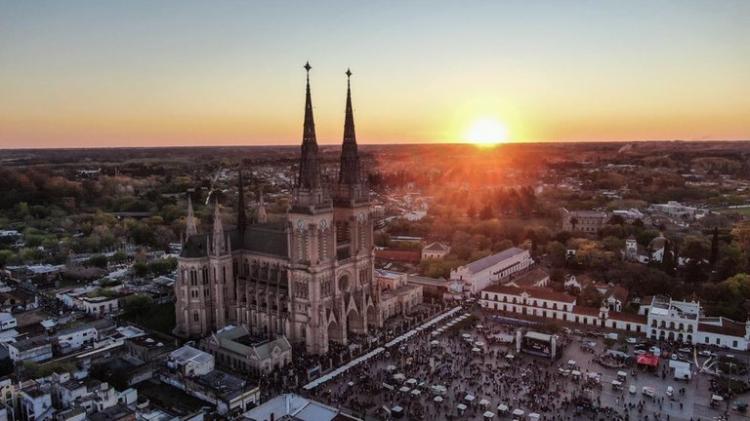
[{"left": 174, "top": 64, "right": 382, "bottom": 355}]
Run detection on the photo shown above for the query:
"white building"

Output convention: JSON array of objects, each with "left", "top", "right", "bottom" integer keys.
[
  {"left": 243, "top": 393, "right": 361, "bottom": 421},
  {"left": 80, "top": 296, "right": 119, "bottom": 316},
  {"left": 640, "top": 296, "right": 750, "bottom": 350},
  {"left": 8, "top": 337, "right": 53, "bottom": 363},
  {"left": 167, "top": 345, "right": 214, "bottom": 377},
  {"left": 649, "top": 201, "right": 699, "bottom": 220},
  {"left": 421, "top": 242, "right": 451, "bottom": 260},
  {"left": 18, "top": 385, "right": 53, "bottom": 421},
  {"left": 54, "top": 324, "right": 99, "bottom": 354},
  {"left": 0, "top": 312, "right": 17, "bottom": 331},
  {"left": 450, "top": 247, "right": 533, "bottom": 294}
]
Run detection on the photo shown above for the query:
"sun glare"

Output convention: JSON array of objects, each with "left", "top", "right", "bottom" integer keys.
[{"left": 465, "top": 118, "right": 509, "bottom": 145}]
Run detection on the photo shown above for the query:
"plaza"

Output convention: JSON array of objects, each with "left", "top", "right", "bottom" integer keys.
[{"left": 304, "top": 304, "right": 750, "bottom": 420}]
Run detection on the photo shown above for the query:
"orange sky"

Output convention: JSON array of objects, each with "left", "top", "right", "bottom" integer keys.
[{"left": 1, "top": 1, "right": 749, "bottom": 148}]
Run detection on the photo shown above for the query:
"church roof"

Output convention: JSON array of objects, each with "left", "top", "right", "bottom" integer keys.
[{"left": 181, "top": 222, "right": 288, "bottom": 259}]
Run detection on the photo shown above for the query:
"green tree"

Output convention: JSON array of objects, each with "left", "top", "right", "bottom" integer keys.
[{"left": 87, "top": 255, "right": 108, "bottom": 269}]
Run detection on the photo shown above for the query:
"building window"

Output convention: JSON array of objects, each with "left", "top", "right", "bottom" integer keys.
[{"left": 193, "top": 312, "right": 199, "bottom": 322}]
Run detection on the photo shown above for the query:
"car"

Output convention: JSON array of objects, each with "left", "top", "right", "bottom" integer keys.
[
  {"left": 699, "top": 350, "right": 714, "bottom": 358},
  {"left": 629, "top": 385, "right": 637, "bottom": 395},
  {"left": 678, "top": 347, "right": 692, "bottom": 354},
  {"left": 626, "top": 337, "right": 637, "bottom": 344},
  {"left": 649, "top": 346, "right": 661, "bottom": 357},
  {"left": 633, "top": 349, "right": 647, "bottom": 355}
]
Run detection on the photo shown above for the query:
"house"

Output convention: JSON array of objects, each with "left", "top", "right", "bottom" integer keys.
[
  {"left": 0, "top": 312, "right": 17, "bottom": 331},
  {"left": 624, "top": 234, "right": 667, "bottom": 264},
  {"left": 649, "top": 201, "right": 699, "bottom": 220},
  {"left": 560, "top": 208, "right": 609, "bottom": 233},
  {"left": 450, "top": 247, "right": 534, "bottom": 294},
  {"left": 17, "top": 382, "right": 53, "bottom": 421},
  {"left": 421, "top": 242, "right": 450, "bottom": 260},
  {"left": 406, "top": 275, "right": 463, "bottom": 300},
  {"left": 166, "top": 346, "right": 214, "bottom": 377},
  {"left": 503, "top": 268, "right": 550, "bottom": 288},
  {"left": 8, "top": 337, "right": 53, "bottom": 363},
  {"left": 374, "top": 270, "right": 424, "bottom": 319},
  {"left": 53, "top": 324, "right": 99, "bottom": 354},
  {"left": 243, "top": 393, "right": 362, "bottom": 421},
  {"left": 201, "top": 326, "right": 292, "bottom": 375},
  {"left": 80, "top": 296, "right": 119, "bottom": 317}
]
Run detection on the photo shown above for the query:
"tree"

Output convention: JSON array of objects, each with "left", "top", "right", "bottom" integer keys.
[
  {"left": 123, "top": 294, "right": 154, "bottom": 315},
  {"left": 608, "top": 214, "right": 625, "bottom": 226},
  {"left": 710, "top": 227, "right": 720, "bottom": 269},
  {"left": 87, "top": 255, "right": 108, "bottom": 269},
  {"left": 547, "top": 241, "right": 567, "bottom": 268},
  {"left": 466, "top": 205, "right": 476, "bottom": 219},
  {"left": 479, "top": 204, "right": 494, "bottom": 220},
  {"left": 579, "top": 284, "right": 603, "bottom": 307}
]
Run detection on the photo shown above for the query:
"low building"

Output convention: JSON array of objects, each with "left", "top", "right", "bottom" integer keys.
[
  {"left": 17, "top": 383, "right": 53, "bottom": 421},
  {"left": 406, "top": 275, "right": 463, "bottom": 300},
  {"left": 421, "top": 242, "right": 450, "bottom": 260},
  {"left": 8, "top": 337, "right": 53, "bottom": 363},
  {"left": 161, "top": 369, "right": 260, "bottom": 416},
  {"left": 374, "top": 270, "right": 423, "bottom": 320},
  {"left": 450, "top": 247, "right": 533, "bottom": 294},
  {"left": 166, "top": 346, "right": 214, "bottom": 377},
  {"left": 503, "top": 268, "right": 550, "bottom": 288},
  {"left": 561, "top": 208, "right": 608, "bottom": 233},
  {"left": 80, "top": 296, "right": 120, "bottom": 317},
  {"left": 243, "top": 393, "right": 362, "bottom": 421},
  {"left": 649, "top": 201, "right": 699, "bottom": 220},
  {"left": 54, "top": 324, "right": 99, "bottom": 354},
  {"left": 201, "top": 326, "right": 291, "bottom": 375},
  {"left": 0, "top": 312, "right": 17, "bottom": 331}
]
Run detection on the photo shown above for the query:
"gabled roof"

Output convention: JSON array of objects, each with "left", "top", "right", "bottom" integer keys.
[
  {"left": 464, "top": 247, "right": 527, "bottom": 274},
  {"left": 699, "top": 318, "right": 746, "bottom": 338},
  {"left": 423, "top": 242, "right": 450, "bottom": 252},
  {"left": 484, "top": 285, "right": 576, "bottom": 303}
]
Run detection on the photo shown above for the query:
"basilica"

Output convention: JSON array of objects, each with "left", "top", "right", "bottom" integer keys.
[{"left": 174, "top": 64, "right": 382, "bottom": 355}]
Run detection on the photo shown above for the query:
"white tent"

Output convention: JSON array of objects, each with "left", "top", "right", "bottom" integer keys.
[
  {"left": 497, "top": 404, "right": 509, "bottom": 412},
  {"left": 434, "top": 396, "right": 443, "bottom": 403},
  {"left": 479, "top": 398, "right": 490, "bottom": 406},
  {"left": 512, "top": 408, "right": 525, "bottom": 417},
  {"left": 430, "top": 340, "right": 440, "bottom": 346},
  {"left": 472, "top": 347, "right": 481, "bottom": 353},
  {"left": 386, "top": 365, "right": 397, "bottom": 372},
  {"left": 464, "top": 394, "right": 476, "bottom": 402},
  {"left": 393, "top": 373, "right": 406, "bottom": 381},
  {"left": 483, "top": 411, "right": 495, "bottom": 419},
  {"left": 457, "top": 403, "right": 467, "bottom": 411},
  {"left": 399, "top": 386, "right": 410, "bottom": 393},
  {"left": 528, "top": 413, "right": 541, "bottom": 421},
  {"left": 406, "top": 378, "right": 418, "bottom": 385},
  {"left": 410, "top": 389, "right": 421, "bottom": 397},
  {"left": 462, "top": 333, "right": 472, "bottom": 338}
]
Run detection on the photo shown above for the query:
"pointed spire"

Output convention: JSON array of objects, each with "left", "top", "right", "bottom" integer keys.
[
  {"left": 298, "top": 61, "right": 321, "bottom": 190},
  {"left": 237, "top": 169, "right": 247, "bottom": 234},
  {"left": 212, "top": 198, "right": 225, "bottom": 255},
  {"left": 338, "top": 68, "right": 362, "bottom": 187},
  {"left": 185, "top": 193, "right": 197, "bottom": 238},
  {"left": 256, "top": 187, "right": 268, "bottom": 224}
]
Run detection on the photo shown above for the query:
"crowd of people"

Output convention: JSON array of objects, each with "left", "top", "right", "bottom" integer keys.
[{"left": 293, "top": 302, "right": 743, "bottom": 420}]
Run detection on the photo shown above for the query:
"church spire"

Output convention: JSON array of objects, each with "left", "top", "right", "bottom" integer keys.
[
  {"left": 338, "top": 69, "right": 363, "bottom": 189},
  {"left": 211, "top": 198, "right": 225, "bottom": 255},
  {"left": 237, "top": 169, "right": 247, "bottom": 234},
  {"left": 297, "top": 61, "right": 321, "bottom": 190},
  {"left": 185, "top": 193, "right": 197, "bottom": 238}
]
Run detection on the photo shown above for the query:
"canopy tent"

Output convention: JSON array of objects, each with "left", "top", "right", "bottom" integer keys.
[
  {"left": 406, "top": 378, "right": 417, "bottom": 385},
  {"left": 386, "top": 365, "right": 397, "bottom": 372},
  {"left": 483, "top": 411, "right": 495, "bottom": 419},
  {"left": 512, "top": 408, "right": 525, "bottom": 416},
  {"left": 528, "top": 413, "right": 541, "bottom": 421},
  {"left": 410, "top": 389, "right": 421, "bottom": 397},
  {"left": 398, "top": 386, "right": 410, "bottom": 393},
  {"left": 464, "top": 394, "right": 476, "bottom": 402},
  {"left": 393, "top": 373, "right": 406, "bottom": 381},
  {"left": 617, "top": 370, "right": 627, "bottom": 378},
  {"left": 506, "top": 353, "right": 515, "bottom": 359},
  {"left": 472, "top": 347, "right": 482, "bottom": 353},
  {"left": 457, "top": 403, "right": 467, "bottom": 411},
  {"left": 479, "top": 398, "right": 490, "bottom": 406},
  {"left": 637, "top": 353, "right": 659, "bottom": 367},
  {"left": 497, "top": 404, "right": 509, "bottom": 412},
  {"left": 430, "top": 340, "right": 440, "bottom": 346},
  {"left": 434, "top": 396, "right": 444, "bottom": 403}
]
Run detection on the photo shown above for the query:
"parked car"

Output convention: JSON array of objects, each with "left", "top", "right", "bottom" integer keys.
[{"left": 626, "top": 337, "right": 637, "bottom": 344}]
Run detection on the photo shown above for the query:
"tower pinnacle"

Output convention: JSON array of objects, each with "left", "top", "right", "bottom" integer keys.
[
  {"left": 185, "top": 193, "right": 197, "bottom": 238},
  {"left": 237, "top": 169, "right": 247, "bottom": 234},
  {"left": 338, "top": 68, "right": 362, "bottom": 187},
  {"left": 297, "top": 61, "right": 321, "bottom": 190}
]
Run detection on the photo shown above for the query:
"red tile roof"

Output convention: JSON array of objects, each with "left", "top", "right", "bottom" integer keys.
[
  {"left": 609, "top": 312, "right": 646, "bottom": 324},
  {"left": 572, "top": 306, "right": 600, "bottom": 316},
  {"left": 508, "top": 268, "right": 550, "bottom": 288},
  {"left": 484, "top": 285, "right": 576, "bottom": 303},
  {"left": 699, "top": 318, "right": 746, "bottom": 338},
  {"left": 375, "top": 249, "right": 421, "bottom": 263}
]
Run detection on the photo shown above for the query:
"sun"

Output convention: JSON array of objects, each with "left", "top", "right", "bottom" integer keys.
[{"left": 464, "top": 118, "right": 509, "bottom": 145}]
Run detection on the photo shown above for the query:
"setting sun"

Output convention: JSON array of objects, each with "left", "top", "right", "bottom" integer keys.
[{"left": 465, "top": 118, "right": 509, "bottom": 145}]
